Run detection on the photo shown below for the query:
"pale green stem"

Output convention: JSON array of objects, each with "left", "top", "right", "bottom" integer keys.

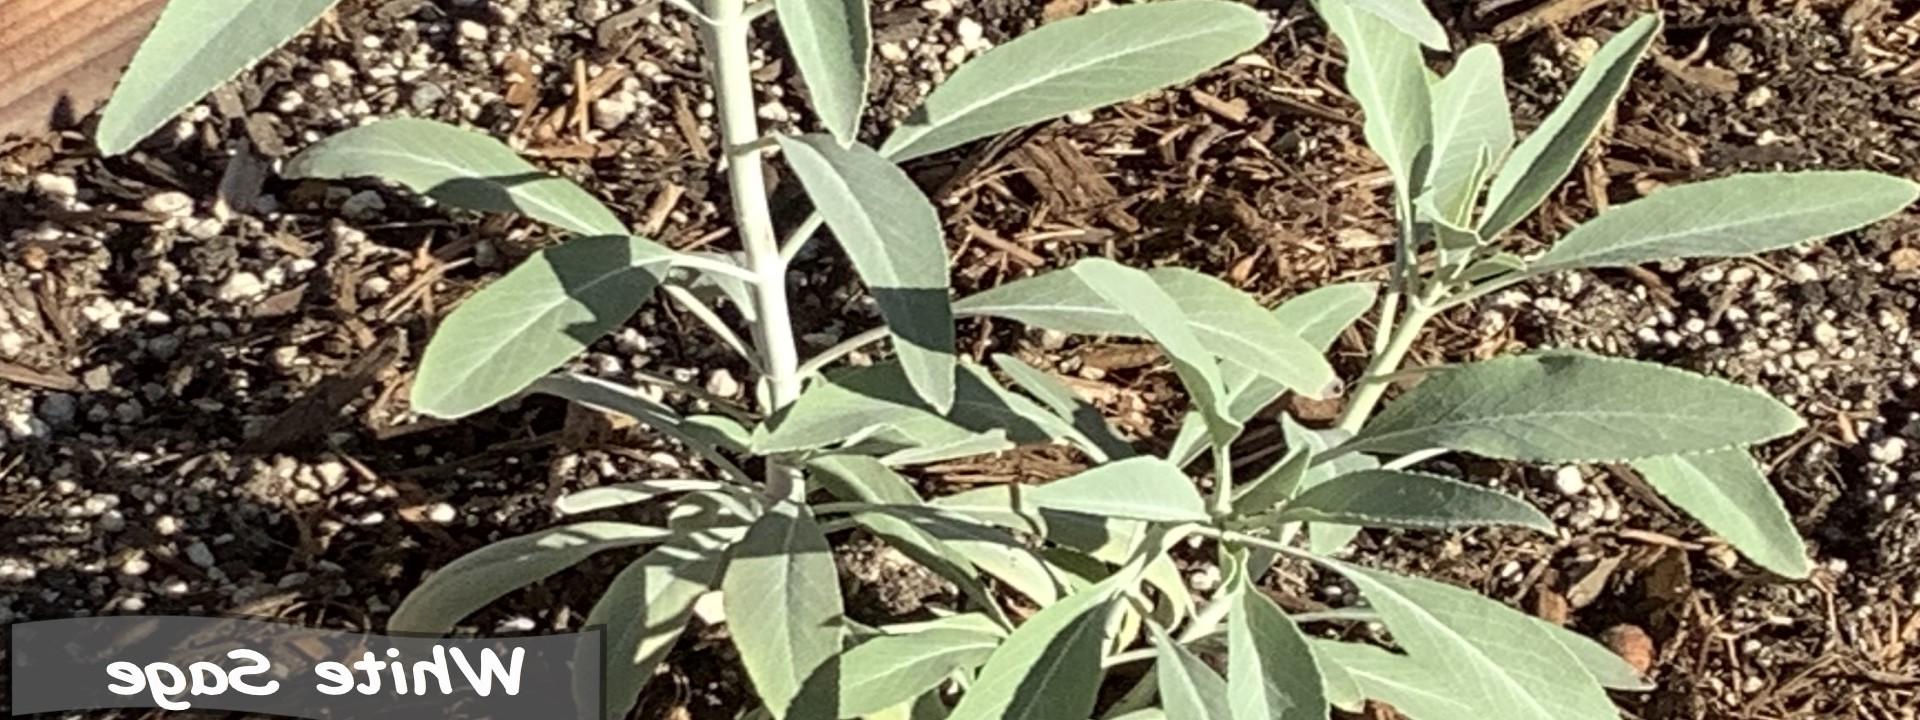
[
  {"left": 1334, "top": 299, "right": 1437, "bottom": 436},
  {"left": 704, "top": 0, "right": 802, "bottom": 499},
  {"left": 1209, "top": 442, "right": 1234, "bottom": 517}
]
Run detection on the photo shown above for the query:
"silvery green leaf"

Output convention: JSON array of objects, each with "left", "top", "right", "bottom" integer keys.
[
  {"left": 1288, "top": 418, "right": 1377, "bottom": 555},
  {"left": 947, "top": 575, "right": 1125, "bottom": 720},
  {"left": 777, "top": 0, "right": 872, "bottom": 145},
  {"left": 1308, "top": 640, "right": 1474, "bottom": 719},
  {"left": 855, "top": 505, "right": 1066, "bottom": 606},
  {"left": 586, "top": 539, "right": 723, "bottom": 720},
  {"left": 879, "top": 0, "right": 1268, "bottom": 161},
  {"left": 1149, "top": 623, "right": 1230, "bottom": 720},
  {"left": 407, "top": 236, "right": 672, "bottom": 418},
  {"left": 390, "top": 521, "right": 671, "bottom": 634},
  {"left": 1346, "top": 351, "right": 1804, "bottom": 462},
  {"left": 285, "top": 118, "right": 627, "bottom": 236},
  {"left": 1344, "top": 0, "right": 1450, "bottom": 50},
  {"left": 1026, "top": 457, "right": 1210, "bottom": 523},
  {"left": 931, "top": 486, "right": 1148, "bottom": 564},
  {"left": 1069, "top": 260, "right": 1237, "bottom": 443},
  {"left": 555, "top": 479, "right": 730, "bottom": 515},
  {"left": 1423, "top": 45, "right": 1513, "bottom": 222},
  {"left": 1227, "top": 558, "right": 1328, "bottom": 720},
  {"left": 811, "top": 454, "right": 924, "bottom": 505},
  {"left": 832, "top": 629, "right": 999, "bottom": 717},
  {"left": 1531, "top": 172, "right": 1920, "bottom": 273},
  {"left": 1233, "top": 446, "right": 1314, "bottom": 517},
  {"left": 1169, "top": 282, "right": 1379, "bottom": 467},
  {"left": 811, "top": 456, "right": 1011, "bottom": 625},
  {"left": 97, "top": 0, "right": 341, "bottom": 156},
  {"left": 754, "top": 362, "right": 1068, "bottom": 463},
  {"left": 1278, "top": 470, "right": 1554, "bottom": 533},
  {"left": 1631, "top": 449, "right": 1810, "bottom": 579},
  {"left": 1456, "top": 251, "right": 1527, "bottom": 283},
  {"left": 1308, "top": 640, "right": 1366, "bottom": 712},
  {"left": 778, "top": 135, "right": 956, "bottom": 411},
  {"left": 1325, "top": 561, "right": 1616, "bottom": 720},
  {"left": 1478, "top": 16, "right": 1659, "bottom": 239},
  {"left": 724, "top": 503, "right": 845, "bottom": 718},
  {"left": 528, "top": 373, "right": 750, "bottom": 482},
  {"left": 991, "top": 354, "right": 1135, "bottom": 462},
  {"left": 1319, "top": 0, "right": 1433, "bottom": 194},
  {"left": 1533, "top": 620, "right": 1654, "bottom": 691}
]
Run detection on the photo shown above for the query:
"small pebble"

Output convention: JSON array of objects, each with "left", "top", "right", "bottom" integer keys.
[{"left": 1553, "top": 466, "right": 1587, "bottom": 496}]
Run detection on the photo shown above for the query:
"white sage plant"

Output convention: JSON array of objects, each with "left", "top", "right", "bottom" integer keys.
[{"left": 97, "top": 0, "right": 1918, "bottom": 718}]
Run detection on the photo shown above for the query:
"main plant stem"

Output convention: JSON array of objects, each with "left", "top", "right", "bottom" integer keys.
[{"left": 704, "top": 0, "right": 803, "bottom": 498}]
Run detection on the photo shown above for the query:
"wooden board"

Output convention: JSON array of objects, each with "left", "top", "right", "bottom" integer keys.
[{"left": 0, "top": 0, "right": 165, "bottom": 140}]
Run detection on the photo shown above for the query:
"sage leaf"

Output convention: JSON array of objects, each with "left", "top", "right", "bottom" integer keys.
[
  {"left": 947, "top": 576, "right": 1123, "bottom": 720},
  {"left": 1277, "top": 469, "right": 1554, "bottom": 533},
  {"left": 527, "top": 372, "right": 750, "bottom": 483},
  {"left": 1308, "top": 640, "right": 1474, "bottom": 719},
  {"left": 1319, "top": 0, "right": 1433, "bottom": 194},
  {"left": 1533, "top": 619, "right": 1654, "bottom": 691},
  {"left": 777, "top": 0, "right": 871, "bottom": 145},
  {"left": 931, "top": 486, "right": 1148, "bottom": 564},
  {"left": 1326, "top": 562, "right": 1616, "bottom": 720},
  {"left": 1150, "top": 269, "right": 1340, "bottom": 398},
  {"left": 778, "top": 135, "right": 956, "bottom": 411},
  {"left": 832, "top": 629, "right": 998, "bottom": 717},
  {"left": 390, "top": 521, "right": 672, "bottom": 634},
  {"left": 285, "top": 118, "right": 627, "bottom": 236},
  {"left": 880, "top": 0, "right": 1267, "bottom": 161},
  {"left": 1027, "top": 457, "right": 1210, "bottom": 523},
  {"left": 1631, "top": 450, "right": 1810, "bottom": 579},
  {"left": 1424, "top": 45, "right": 1513, "bottom": 222},
  {"left": 1308, "top": 640, "right": 1366, "bottom": 712},
  {"left": 1149, "top": 623, "right": 1230, "bottom": 720},
  {"left": 587, "top": 539, "right": 723, "bottom": 720},
  {"left": 1346, "top": 351, "right": 1803, "bottom": 462},
  {"left": 1227, "top": 565, "right": 1328, "bottom": 720},
  {"left": 724, "top": 503, "right": 846, "bottom": 719},
  {"left": 1345, "top": 0, "right": 1450, "bottom": 50},
  {"left": 811, "top": 454, "right": 924, "bottom": 506},
  {"left": 1532, "top": 172, "right": 1920, "bottom": 273},
  {"left": 555, "top": 479, "right": 730, "bottom": 515},
  {"left": 1479, "top": 16, "right": 1659, "bottom": 239},
  {"left": 414, "top": 234, "right": 675, "bottom": 418},
  {"left": 98, "top": 0, "right": 340, "bottom": 156},
  {"left": 991, "top": 354, "right": 1134, "bottom": 462},
  {"left": 1070, "top": 260, "right": 1237, "bottom": 442},
  {"left": 754, "top": 362, "right": 1068, "bottom": 463}
]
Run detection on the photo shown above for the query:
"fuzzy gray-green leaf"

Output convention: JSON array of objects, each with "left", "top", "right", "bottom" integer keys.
[
  {"left": 1071, "top": 260, "right": 1237, "bottom": 443},
  {"left": 723, "top": 503, "right": 845, "bottom": 719},
  {"left": 777, "top": 0, "right": 872, "bottom": 145},
  {"left": 1278, "top": 470, "right": 1554, "bottom": 533},
  {"left": 1631, "top": 449, "right": 1810, "bottom": 579},
  {"left": 879, "top": 0, "right": 1268, "bottom": 161},
  {"left": 1228, "top": 562, "right": 1328, "bottom": 720},
  {"left": 1320, "top": 0, "right": 1433, "bottom": 193},
  {"left": 1308, "top": 640, "right": 1474, "bottom": 719},
  {"left": 391, "top": 521, "right": 672, "bottom": 634},
  {"left": 1532, "top": 171, "right": 1920, "bottom": 273},
  {"left": 1149, "top": 268, "right": 1339, "bottom": 399},
  {"left": 98, "top": 0, "right": 341, "bottom": 156},
  {"left": 833, "top": 629, "right": 999, "bottom": 717},
  {"left": 1479, "top": 15, "right": 1659, "bottom": 239},
  {"left": 1347, "top": 351, "right": 1803, "bottom": 462},
  {"left": 778, "top": 135, "right": 956, "bottom": 411},
  {"left": 754, "top": 362, "right": 1067, "bottom": 463},
  {"left": 947, "top": 575, "right": 1121, "bottom": 720},
  {"left": 284, "top": 118, "right": 627, "bottom": 236},
  {"left": 991, "top": 354, "right": 1134, "bottom": 462},
  {"left": 587, "top": 539, "right": 722, "bottom": 719},
  {"left": 1424, "top": 45, "right": 1513, "bottom": 222},
  {"left": 1150, "top": 623, "right": 1230, "bottom": 720},
  {"left": 1027, "top": 457, "right": 1209, "bottom": 523}
]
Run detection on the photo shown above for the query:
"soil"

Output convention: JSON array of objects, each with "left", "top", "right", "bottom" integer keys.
[{"left": 2, "top": 0, "right": 1919, "bottom": 718}]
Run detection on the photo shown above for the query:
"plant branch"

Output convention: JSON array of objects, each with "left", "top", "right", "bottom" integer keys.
[
  {"left": 1334, "top": 298, "right": 1437, "bottom": 436},
  {"left": 661, "top": 284, "right": 763, "bottom": 373},
  {"left": 780, "top": 213, "right": 826, "bottom": 262}
]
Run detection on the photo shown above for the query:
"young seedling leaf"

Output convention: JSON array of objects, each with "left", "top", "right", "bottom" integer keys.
[
  {"left": 828, "top": 629, "right": 999, "bottom": 717},
  {"left": 1345, "top": 351, "right": 1804, "bottom": 462},
  {"left": 1325, "top": 562, "right": 1616, "bottom": 720},
  {"left": 585, "top": 539, "right": 723, "bottom": 720},
  {"left": 1277, "top": 469, "right": 1555, "bottom": 533},
  {"left": 1631, "top": 449, "right": 1811, "bottom": 579},
  {"left": 724, "top": 503, "right": 846, "bottom": 719},
  {"left": 1025, "top": 457, "right": 1210, "bottom": 523},
  {"left": 97, "top": 0, "right": 341, "bottom": 156},
  {"left": 1532, "top": 172, "right": 1920, "bottom": 273},
  {"left": 1227, "top": 558, "right": 1329, "bottom": 720},
  {"left": 777, "top": 0, "right": 872, "bottom": 145},
  {"left": 1149, "top": 623, "right": 1230, "bottom": 720},
  {"left": 777, "top": 135, "right": 956, "bottom": 411},
  {"left": 947, "top": 575, "right": 1123, "bottom": 720},
  {"left": 879, "top": 0, "right": 1268, "bottom": 161},
  {"left": 555, "top": 479, "right": 730, "bottom": 515},
  {"left": 284, "top": 118, "right": 628, "bottom": 236},
  {"left": 1479, "top": 15, "right": 1659, "bottom": 239},
  {"left": 1308, "top": 640, "right": 1475, "bottom": 719},
  {"left": 390, "top": 521, "right": 672, "bottom": 634},
  {"left": 754, "top": 362, "right": 1068, "bottom": 463},
  {"left": 1424, "top": 44, "right": 1514, "bottom": 222},
  {"left": 991, "top": 354, "right": 1135, "bottom": 462},
  {"left": 1319, "top": 0, "right": 1433, "bottom": 195},
  {"left": 1069, "top": 260, "right": 1237, "bottom": 442}
]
